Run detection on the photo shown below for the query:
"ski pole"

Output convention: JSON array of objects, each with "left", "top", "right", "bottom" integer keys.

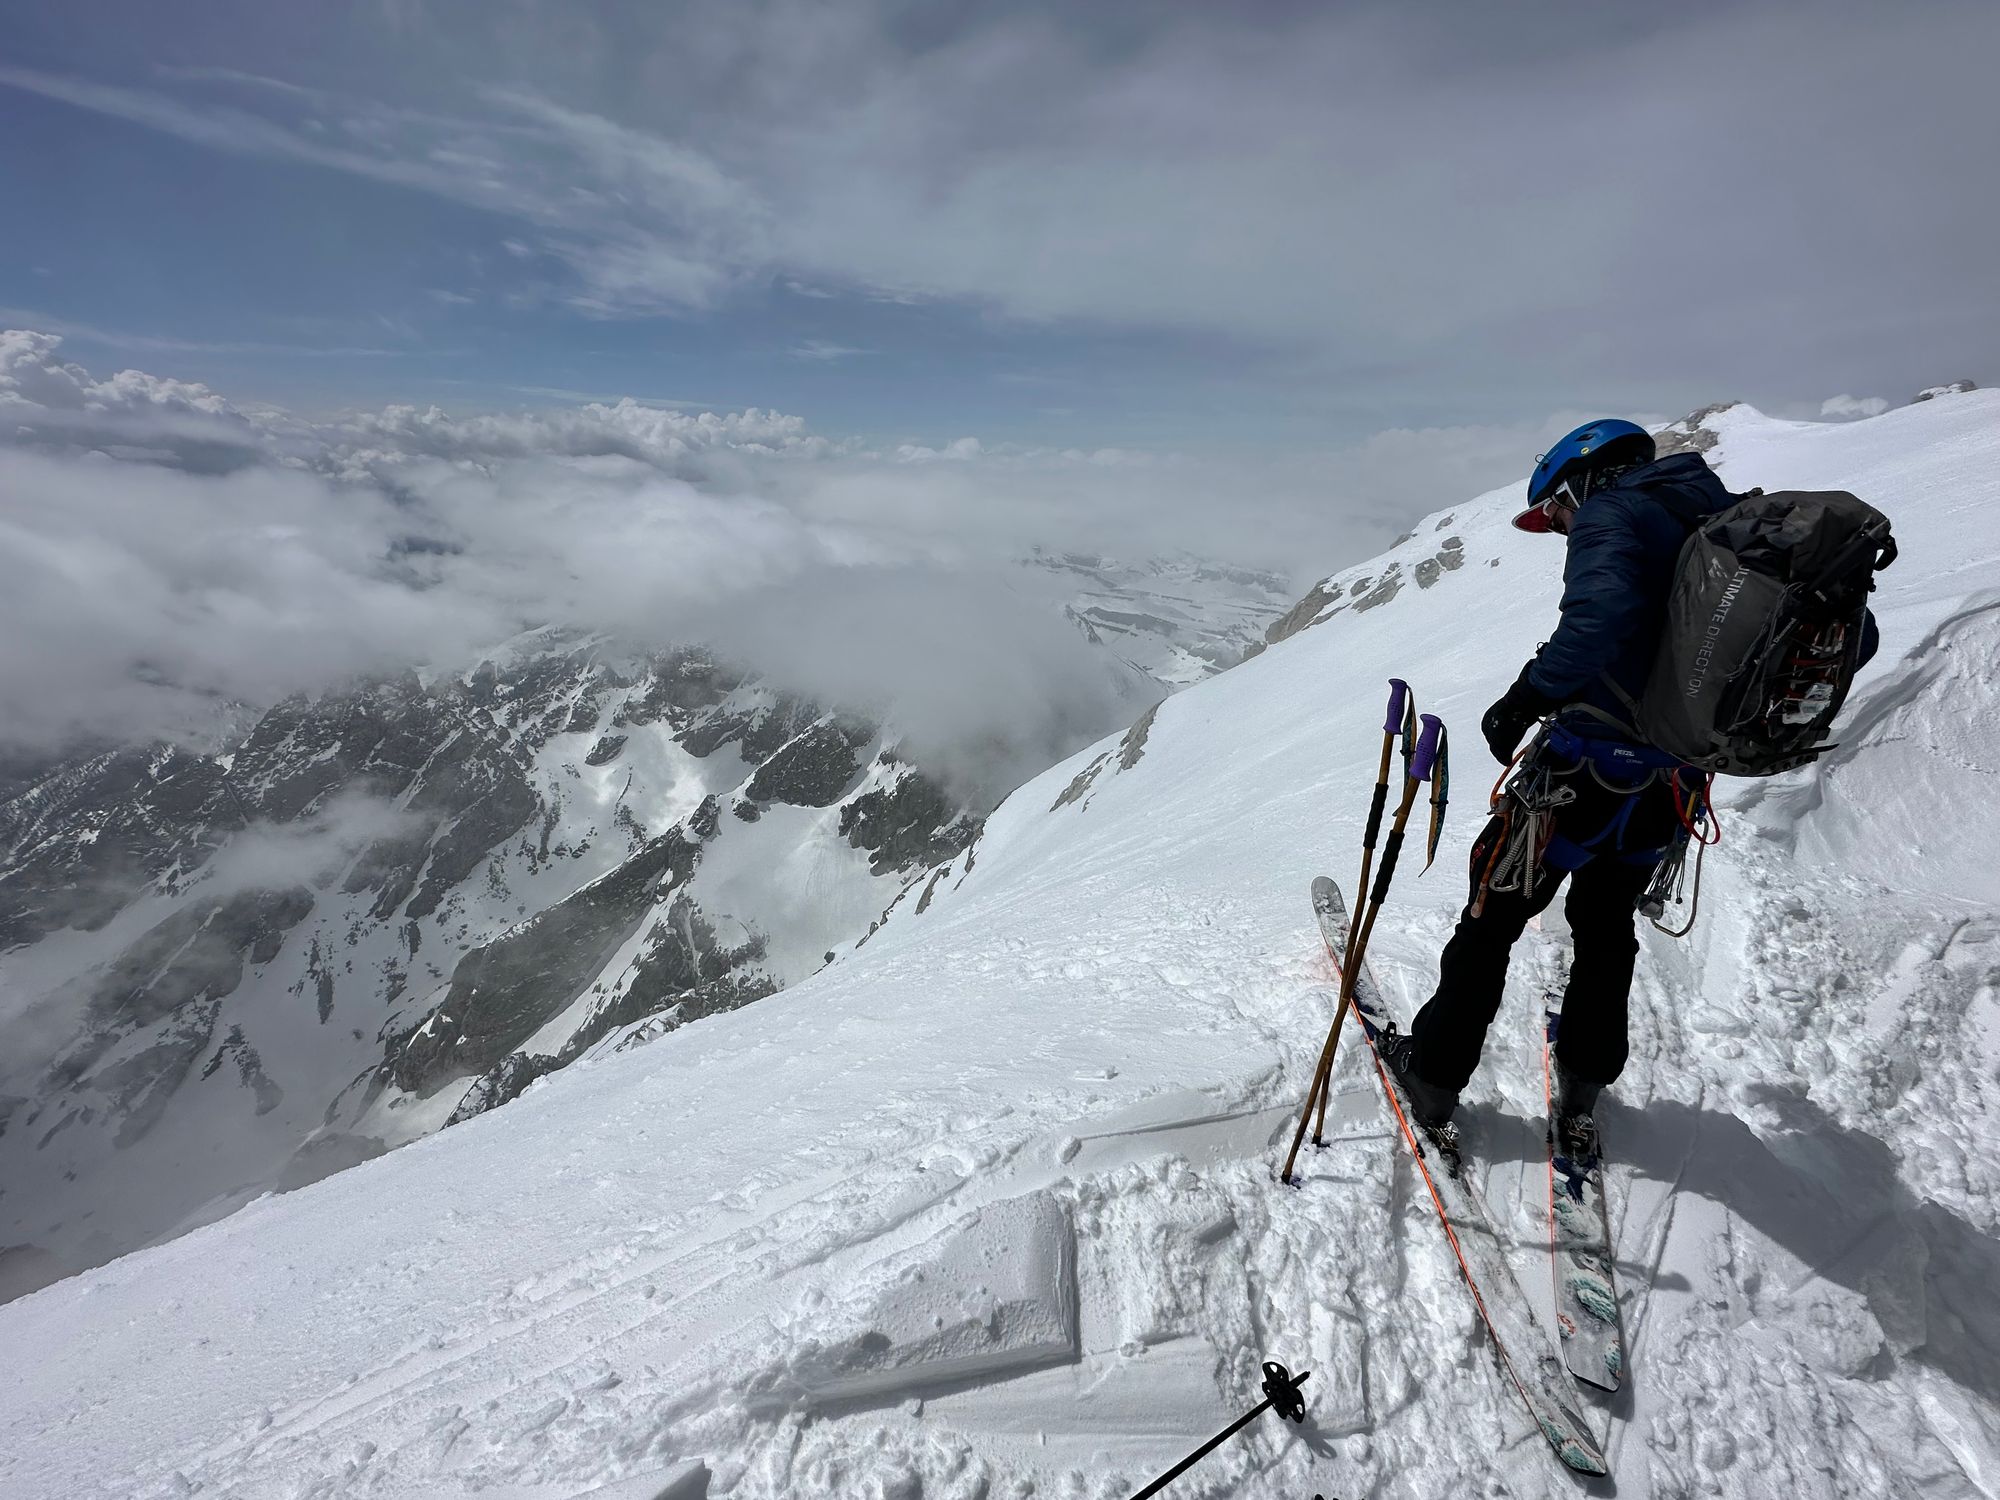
[
  {"left": 1310, "top": 684, "right": 1416, "bottom": 1144},
  {"left": 1314, "top": 712, "right": 1442, "bottom": 1139},
  {"left": 1282, "top": 713, "right": 1443, "bottom": 1183},
  {"left": 1353, "top": 678, "right": 1415, "bottom": 928},
  {"left": 1131, "top": 1360, "right": 1312, "bottom": 1499}
]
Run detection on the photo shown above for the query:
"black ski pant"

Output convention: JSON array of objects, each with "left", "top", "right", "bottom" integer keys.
[{"left": 1409, "top": 761, "right": 1688, "bottom": 1095}]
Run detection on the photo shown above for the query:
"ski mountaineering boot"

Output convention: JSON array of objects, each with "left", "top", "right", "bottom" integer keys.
[
  {"left": 1550, "top": 1054, "right": 1603, "bottom": 1157},
  {"left": 1382, "top": 1030, "right": 1459, "bottom": 1128}
]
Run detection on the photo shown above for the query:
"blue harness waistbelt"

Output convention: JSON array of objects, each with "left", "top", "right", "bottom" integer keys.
[{"left": 1536, "top": 723, "right": 1692, "bottom": 869}]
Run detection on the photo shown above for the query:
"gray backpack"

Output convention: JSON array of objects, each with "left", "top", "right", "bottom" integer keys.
[{"left": 1624, "top": 489, "right": 1896, "bottom": 775}]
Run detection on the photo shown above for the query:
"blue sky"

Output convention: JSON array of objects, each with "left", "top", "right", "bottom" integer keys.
[{"left": 4, "top": 0, "right": 1994, "bottom": 453}]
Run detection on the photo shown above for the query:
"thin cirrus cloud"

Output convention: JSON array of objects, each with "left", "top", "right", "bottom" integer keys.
[{"left": 2, "top": 1, "right": 1996, "bottom": 410}]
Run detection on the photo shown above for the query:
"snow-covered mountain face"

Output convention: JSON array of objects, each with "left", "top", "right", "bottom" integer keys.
[
  {"left": 0, "top": 554, "right": 1287, "bottom": 1299},
  {"left": 1018, "top": 550, "right": 1297, "bottom": 686},
  {"left": 0, "top": 640, "right": 966, "bottom": 1293},
  {"left": 5, "top": 389, "right": 1997, "bottom": 1500}
]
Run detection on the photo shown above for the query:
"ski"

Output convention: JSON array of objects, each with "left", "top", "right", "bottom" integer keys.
[
  {"left": 1309, "top": 877, "right": 1608, "bottom": 1476},
  {"left": 1543, "top": 1006, "right": 1625, "bottom": 1391}
]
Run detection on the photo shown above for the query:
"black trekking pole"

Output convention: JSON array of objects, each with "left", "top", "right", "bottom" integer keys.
[{"left": 1132, "top": 1360, "right": 1312, "bottom": 1499}]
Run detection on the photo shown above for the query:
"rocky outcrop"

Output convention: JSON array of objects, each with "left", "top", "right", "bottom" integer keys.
[
  {"left": 745, "top": 721, "right": 870, "bottom": 807},
  {"left": 444, "top": 1052, "right": 559, "bottom": 1126},
  {"left": 1653, "top": 401, "right": 1741, "bottom": 458},
  {"left": 0, "top": 634, "right": 990, "bottom": 1282},
  {"left": 1913, "top": 381, "right": 1977, "bottom": 401},
  {"left": 1414, "top": 536, "right": 1464, "bottom": 588},
  {"left": 1351, "top": 565, "right": 1404, "bottom": 613},
  {"left": 1263, "top": 581, "right": 1340, "bottom": 648},
  {"left": 385, "top": 826, "right": 703, "bottom": 1096},
  {"left": 679, "top": 691, "right": 820, "bottom": 762},
  {"left": 0, "top": 745, "right": 235, "bottom": 949},
  {"left": 553, "top": 893, "right": 779, "bottom": 1063},
  {"left": 841, "top": 767, "right": 982, "bottom": 875}
]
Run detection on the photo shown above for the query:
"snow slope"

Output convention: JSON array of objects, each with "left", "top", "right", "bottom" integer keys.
[{"left": 4, "top": 391, "right": 1998, "bottom": 1499}]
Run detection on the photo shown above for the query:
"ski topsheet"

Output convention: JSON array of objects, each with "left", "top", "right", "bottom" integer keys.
[
  {"left": 1309, "top": 877, "right": 1608, "bottom": 1476},
  {"left": 1544, "top": 1007, "right": 1625, "bottom": 1391}
]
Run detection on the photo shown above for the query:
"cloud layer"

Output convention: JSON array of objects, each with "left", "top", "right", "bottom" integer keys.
[{"left": 1, "top": 330, "right": 1465, "bottom": 799}]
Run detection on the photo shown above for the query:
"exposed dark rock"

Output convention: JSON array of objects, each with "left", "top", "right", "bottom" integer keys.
[
  {"left": 687, "top": 795, "right": 722, "bottom": 841},
  {"left": 1653, "top": 401, "right": 1740, "bottom": 458},
  {"left": 1051, "top": 752, "right": 1112, "bottom": 812},
  {"left": 100, "top": 1002, "right": 220, "bottom": 1148},
  {"left": 745, "top": 721, "right": 870, "bottom": 807},
  {"left": 615, "top": 648, "right": 738, "bottom": 729},
  {"left": 841, "top": 771, "right": 982, "bottom": 875},
  {"left": 681, "top": 691, "right": 824, "bottom": 764},
  {"left": 403, "top": 770, "right": 540, "bottom": 922},
  {"left": 550, "top": 893, "right": 777, "bottom": 1063},
  {"left": 1264, "top": 580, "right": 1342, "bottom": 647},
  {"left": 1913, "top": 381, "right": 1977, "bottom": 401},
  {"left": 733, "top": 799, "right": 764, "bottom": 823},
  {"left": 445, "top": 1051, "right": 559, "bottom": 1126},
  {"left": 914, "top": 868, "right": 949, "bottom": 915},
  {"left": 1352, "top": 566, "right": 1404, "bottom": 613},
  {"left": 1417, "top": 535, "right": 1467, "bottom": 589},
  {"left": 82, "top": 887, "right": 315, "bottom": 1036},
  {"left": 1118, "top": 701, "right": 1162, "bottom": 771},
  {"left": 200, "top": 1024, "right": 284, "bottom": 1115},
  {"left": 1082, "top": 607, "right": 1178, "bottom": 636},
  {"left": 384, "top": 827, "right": 702, "bottom": 1095},
  {"left": 584, "top": 734, "right": 628, "bottom": 767},
  {"left": 0, "top": 745, "right": 235, "bottom": 949}
]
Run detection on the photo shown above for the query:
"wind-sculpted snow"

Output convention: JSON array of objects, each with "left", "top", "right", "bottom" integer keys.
[{"left": 3, "top": 390, "right": 1998, "bottom": 1498}]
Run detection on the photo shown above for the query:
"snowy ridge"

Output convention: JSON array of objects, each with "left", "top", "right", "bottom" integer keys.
[{"left": 4, "top": 391, "right": 1998, "bottom": 1498}]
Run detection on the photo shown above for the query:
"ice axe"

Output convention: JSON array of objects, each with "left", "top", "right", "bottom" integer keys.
[{"left": 1282, "top": 705, "right": 1444, "bottom": 1185}]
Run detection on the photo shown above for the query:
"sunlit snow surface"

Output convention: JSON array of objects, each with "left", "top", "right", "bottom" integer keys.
[{"left": 4, "top": 393, "right": 1999, "bottom": 1498}]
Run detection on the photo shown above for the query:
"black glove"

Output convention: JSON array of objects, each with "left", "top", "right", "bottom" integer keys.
[{"left": 1481, "top": 665, "right": 1557, "bottom": 763}]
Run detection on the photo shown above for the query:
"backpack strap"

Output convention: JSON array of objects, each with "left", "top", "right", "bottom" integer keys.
[{"left": 1574, "top": 693, "right": 1645, "bottom": 742}]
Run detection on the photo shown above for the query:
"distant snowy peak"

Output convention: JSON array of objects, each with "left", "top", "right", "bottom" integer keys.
[
  {"left": 1019, "top": 548, "right": 1297, "bottom": 687},
  {"left": 0, "top": 539, "right": 1286, "bottom": 1296},
  {"left": 0, "top": 639, "right": 979, "bottom": 1288}
]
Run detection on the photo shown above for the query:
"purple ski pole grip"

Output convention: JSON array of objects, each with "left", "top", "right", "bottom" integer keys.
[
  {"left": 1410, "top": 714, "right": 1444, "bottom": 782},
  {"left": 1383, "top": 678, "right": 1410, "bottom": 734}
]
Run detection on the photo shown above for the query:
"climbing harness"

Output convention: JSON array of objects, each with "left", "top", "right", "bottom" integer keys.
[{"left": 1472, "top": 718, "right": 1719, "bottom": 936}]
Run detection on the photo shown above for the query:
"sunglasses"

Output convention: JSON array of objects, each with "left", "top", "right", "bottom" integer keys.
[{"left": 1530, "top": 472, "right": 1589, "bottom": 534}]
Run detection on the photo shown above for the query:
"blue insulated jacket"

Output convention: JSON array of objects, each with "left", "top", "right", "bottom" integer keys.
[
  {"left": 1523, "top": 451, "right": 1881, "bottom": 737},
  {"left": 1524, "top": 453, "right": 1741, "bottom": 729}
]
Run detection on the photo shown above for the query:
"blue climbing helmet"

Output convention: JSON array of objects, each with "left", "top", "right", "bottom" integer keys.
[{"left": 1514, "top": 418, "right": 1656, "bottom": 533}]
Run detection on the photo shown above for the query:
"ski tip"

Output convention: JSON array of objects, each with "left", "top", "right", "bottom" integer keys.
[{"left": 1543, "top": 1422, "right": 1610, "bottom": 1476}]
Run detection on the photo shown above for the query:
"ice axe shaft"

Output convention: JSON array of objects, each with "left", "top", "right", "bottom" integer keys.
[{"left": 1283, "top": 712, "right": 1442, "bottom": 1183}]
